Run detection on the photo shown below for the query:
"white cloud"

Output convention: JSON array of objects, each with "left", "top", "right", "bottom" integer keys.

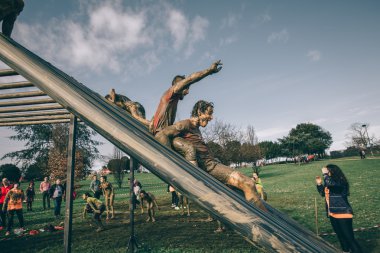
[
  {"left": 13, "top": 1, "right": 208, "bottom": 74},
  {"left": 220, "top": 35, "right": 238, "bottom": 46},
  {"left": 220, "top": 13, "right": 241, "bottom": 29},
  {"left": 184, "top": 16, "right": 209, "bottom": 58},
  {"left": 257, "top": 127, "right": 289, "bottom": 139},
  {"left": 310, "top": 118, "right": 328, "bottom": 124},
  {"left": 307, "top": 50, "right": 321, "bottom": 62},
  {"left": 167, "top": 9, "right": 189, "bottom": 50},
  {"left": 253, "top": 13, "right": 271, "bottom": 28},
  {"left": 267, "top": 29, "right": 289, "bottom": 43}
]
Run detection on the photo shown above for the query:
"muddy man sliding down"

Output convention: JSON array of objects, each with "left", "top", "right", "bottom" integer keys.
[
  {"left": 105, "top": 88, "right": 150, "bottom": 127},
  {"left": 155, "top": 100, "right": 266, "bottom": 211}
]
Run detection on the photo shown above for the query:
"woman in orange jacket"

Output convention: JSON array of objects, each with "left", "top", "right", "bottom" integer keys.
[{"left": 316, "top": 164, "right": 362, "bottom": 253}]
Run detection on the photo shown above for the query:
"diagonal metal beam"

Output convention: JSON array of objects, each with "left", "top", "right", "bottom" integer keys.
[
  {"left": 0, "top": 90, "right": 46, "bottom": 99},
  {"left": 0, "top": 119, "right": 71, "bottom": 126},
  {"left": 0, "top": 68, "right": 18, "bottom": 77},
  {"left": 0, "top": 114, "right": 71, "bottom": 123},
  {"left": 0, "top": 110, "right": 69, "bottom": 118},
  {"left": 0, "top": 98, "right": 55, "bottom": 107},
  {"left": 0, "top": 104, "right": 63, "bottom": 113},
  {"left": 0, "top": 81, "right": 34, "bottom": 89}
]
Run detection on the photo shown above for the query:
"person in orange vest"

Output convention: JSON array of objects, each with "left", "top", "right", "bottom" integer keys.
[
  {"left": 316, "top": 164, "right": 362, "bottom": 253},
  {"left": 2, "top": 182, "right": 25, "bottom": 236}
]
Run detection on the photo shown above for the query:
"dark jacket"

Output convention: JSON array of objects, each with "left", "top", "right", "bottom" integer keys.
[
  {"left": 317, "top": 174, "right": 353, "bottom": 217},
  {"left": 49, "top": 184, "right": 65, "bottom": 199}
]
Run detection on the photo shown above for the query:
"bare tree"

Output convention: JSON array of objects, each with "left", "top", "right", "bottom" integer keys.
[
  {"left": 245, "top": 125, "right": 259, "bottom": 145},
  {"left": 202, "top": 118, "right": 241, "bottom": 146},
  {"left": 345, "top": 123, "right": 376, "bottom": 149}
]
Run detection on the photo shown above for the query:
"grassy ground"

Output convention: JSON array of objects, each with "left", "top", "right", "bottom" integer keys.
[{"left": 0, "top": 157, "right": 379, "bottom": 252}]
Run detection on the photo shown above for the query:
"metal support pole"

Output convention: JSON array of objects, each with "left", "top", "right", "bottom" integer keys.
[
  {"left": 64, "top": 115, "right": 77, "bottom": 253},
  {"left": 314, "top": 197, "right": 319, "bottom": 236},
  {"left": 127, "top": 157, "right": 140, "bottom": 252}
]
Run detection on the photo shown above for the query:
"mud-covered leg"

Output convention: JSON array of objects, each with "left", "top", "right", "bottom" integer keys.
[
  {"left": 110, "top": 195, "right": 115, "bottom": 219},
  {"left": 226, "top": 171, "right": 267, "bottom": 211},
  {"left": 172, "top": 137, "right": 198, "bottom": 166},
  {"left": 105, "top": 196, "right": 110, "bottom": 220}
]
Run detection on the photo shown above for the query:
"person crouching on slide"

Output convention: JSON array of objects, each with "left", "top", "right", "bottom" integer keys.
[
  {"left": 155, "top": 100, "right": 266, "bottom": 211},
  {"left": 100, "top": 176, "right": 115, "bottom": 220},
  {"left": 82, "top": 192, "right": 105, "bottom": 232},
  {"left": 139, "top": 190, "right": 160, "bottom": 222}
]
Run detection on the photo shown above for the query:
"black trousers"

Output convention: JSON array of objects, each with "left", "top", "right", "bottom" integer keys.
[
  {"left": 94, "top": 190, "right": 102, "bottom": 199},
  {"left": 171, "top": 192, "right": 179, "bottom": 206},
  {"left": 329, "top": 217, "right": 362, "bottom": 253},
  {"left": 42, "top": 191, "right": 50, "bottom": 209},
  {"left": 0, "top": 203, "right": 7, "bottom": 227},
  {"left": 7, "top": 209, "right": 24, "bottom": 232}
]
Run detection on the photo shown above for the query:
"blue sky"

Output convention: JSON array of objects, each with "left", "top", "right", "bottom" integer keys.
[{"left": 1, "top": 0, "right": 379, "bottom": 168}]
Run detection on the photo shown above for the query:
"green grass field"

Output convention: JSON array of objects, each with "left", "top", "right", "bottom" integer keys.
[{"left": 0, "top": 157, "right": 379, "bottom": 252}]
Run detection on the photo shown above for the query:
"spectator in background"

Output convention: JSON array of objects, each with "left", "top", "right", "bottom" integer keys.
[
  {"left": 25, "top": 182, "right": 35, "bottom": 211},
  {"left": 100, "top": 176, "right": 115, "bottom": 220},
  {"left": 168, "top": 185, "right": 179, "bottom": 210},
  {"left": 90, "top": 175, "right": 102, "bottom": 199},
  {"left": 2, "top": 182, "right": 24, "bottom": 236},
  {"left": 132, "top": 179, "right": 143, "bottom": 212},
  {"left": 49, "top": 179, "right": 65, "bottom": 219},
  {"left": 252, "top": 172, "right": 267, "bottom": 201},
  {"left": 39, "top": 177, "right": 51, "bottom": 210},
  {"left": 82, "top": 192, "right": 105, "bottom": 232},
  {"left": 316, "top": 164, "right": 362, "bottom": 253},
  {"left": 0, "top": 178, "right": 13, "bottom": 230}
]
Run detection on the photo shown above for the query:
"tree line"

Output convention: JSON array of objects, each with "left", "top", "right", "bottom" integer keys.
[{"left": 1, "top": 121, "right": 377, "bottom": 182}]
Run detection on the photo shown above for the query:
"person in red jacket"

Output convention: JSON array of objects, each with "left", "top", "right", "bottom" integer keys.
[
  {"left": 0, "top": 178, "right": 13, "bottom": 230},
  {"left": 2, "top": 182, "right": 25, "bottom": 236}
]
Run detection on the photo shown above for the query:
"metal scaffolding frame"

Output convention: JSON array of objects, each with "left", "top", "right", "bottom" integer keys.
[
  {"left": 0, "top": 34, "right": 338, "bottom": 253},
  {"left": 0, "top": 69, "right": 78, "bottom": 253}
]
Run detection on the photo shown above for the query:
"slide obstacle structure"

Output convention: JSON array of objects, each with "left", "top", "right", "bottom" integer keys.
[{"left": 0, "top": 34, "right": 337, "bottom": 253}]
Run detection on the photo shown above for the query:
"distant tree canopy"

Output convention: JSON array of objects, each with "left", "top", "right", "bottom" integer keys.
[
  {"left": 2, "top": 123, "right": 101, "bottom": 180},
  {"left": 0, "top": 163, "right": 21, "bottom": 182},
  {"left": 259, "top": 141, "right": 282, "bottom": 159},
  {"left": 24, "top": 163, "right": 45, "bottom": 181},
  {"left": 279, "top": 123, "right": 332, "bottom": 157},
  {"left": 107, "top": 147, "right": 129, "bottom": 188}
]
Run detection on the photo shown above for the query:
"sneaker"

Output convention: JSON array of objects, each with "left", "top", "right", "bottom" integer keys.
[
  {"left": 174, "top": 206, "right": 180, "bottom": 210},
  {"left": 96, "top": 227, "right": 104, "bottom": 232},
  {"left": 171, "top": 204, "right": 175, "bottom": 207},
  {"left": 5, "top": 231, "right": 10, "bottom": 236}
]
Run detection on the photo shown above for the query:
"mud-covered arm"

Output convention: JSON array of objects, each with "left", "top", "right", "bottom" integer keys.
[
  {"left": 129, "top": 104, "right": 151, "bottom": 127},
  {"left": 172, "top": 60, "right": 222, "bottom": 94},
  {"left": 155, "top": 121, "right": 188, "bottom": 147}
]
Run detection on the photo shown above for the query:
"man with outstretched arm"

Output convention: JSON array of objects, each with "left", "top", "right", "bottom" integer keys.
[
  {"left": 152, "top": 61, "right": 222, "bottom": 165},
  {"left": 155, "top": 100, "right": 266, "bottom": 211},
  {"left": 151, "top": 60, "right": 222, "bottom": 135}
]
